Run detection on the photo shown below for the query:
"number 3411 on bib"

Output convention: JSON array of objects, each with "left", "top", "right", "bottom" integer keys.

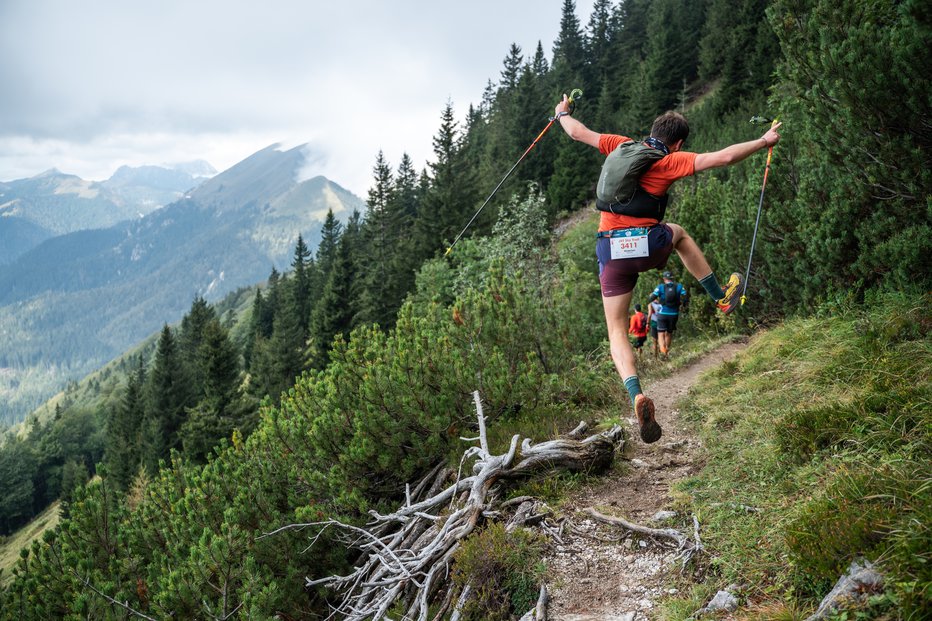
[{"left": 609, "top": 233, "right": 649, "bottom": 259}]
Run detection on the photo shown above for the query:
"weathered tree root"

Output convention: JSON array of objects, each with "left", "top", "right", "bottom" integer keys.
[
  {"left": 582, "top": 507, "right": 704, "bottom": 568},
  {"left": 263, "top": 391, "right": 624, "bottom": 620}
]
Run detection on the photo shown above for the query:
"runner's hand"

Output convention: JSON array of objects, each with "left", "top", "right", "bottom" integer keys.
[
  {"left": 554, "top": 95, "right": 571, "bottom": 118},
  {"left": 761, "top": 122, "right": 782, "bottom": 147}
]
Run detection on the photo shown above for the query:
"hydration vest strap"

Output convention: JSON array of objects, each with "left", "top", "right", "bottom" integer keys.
[
  {"left": 596, "top": 227, "right": 652, "bottom": 239},
  {"left": 596, "top": 187, "right": 669, "bottom": 221}
]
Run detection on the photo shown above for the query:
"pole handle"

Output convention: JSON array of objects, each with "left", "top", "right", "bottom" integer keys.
[{"left": 566, "top": 88, "right": 583, "bottom": 114}]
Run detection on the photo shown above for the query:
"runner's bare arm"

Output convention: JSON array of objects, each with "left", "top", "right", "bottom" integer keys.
[
  {"left": 694, "top": 122, "right": 782, "bottom": 172},
  {"left": 555, "top": 94, "right": 601, "bottom": 148}
]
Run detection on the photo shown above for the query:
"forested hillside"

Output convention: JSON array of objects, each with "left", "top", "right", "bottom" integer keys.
[{"left": 0, "top": 0, "right": 928, "bottom": 618}]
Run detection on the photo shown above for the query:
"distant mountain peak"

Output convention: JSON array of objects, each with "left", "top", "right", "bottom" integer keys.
[
  {"left": 34, "top": 168, "right": 64, "bottom": 178},
  {"left": 169, "top": 160, "right": 217, "bottom": 178}
]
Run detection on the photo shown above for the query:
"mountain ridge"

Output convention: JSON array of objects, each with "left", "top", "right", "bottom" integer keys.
[
  {"left": 0, "top": 161, "right": 217, "bottom": 265},
  {"left": 0, "top": 143, "right": 365, "bottom": 425}
]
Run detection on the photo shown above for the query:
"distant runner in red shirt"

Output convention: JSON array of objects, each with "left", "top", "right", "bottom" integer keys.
[{"left": 628, "top": 304, "right": 648, "bottom": 356}]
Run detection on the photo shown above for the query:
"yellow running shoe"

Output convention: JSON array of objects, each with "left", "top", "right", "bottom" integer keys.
[{"left": 716, "top": 272, "right": 745, "bottom": 315}]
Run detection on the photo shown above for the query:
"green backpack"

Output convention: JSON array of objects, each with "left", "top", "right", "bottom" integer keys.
[{"left": 596, "top": 140, "right": 668, "bottom": 219}]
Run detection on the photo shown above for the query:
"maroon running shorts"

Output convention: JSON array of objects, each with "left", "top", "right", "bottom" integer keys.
[{"left": 595, "top": 224, "right": 675, "bottom": 297}]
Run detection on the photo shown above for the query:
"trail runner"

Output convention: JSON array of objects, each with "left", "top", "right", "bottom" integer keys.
[
  {"left": 554, "top": 94, "right": 781, "bottom": 442},
  {"left": 628, "top": 303, "right": 649, "bottom": 357},
  {"left": 650, "top": 271, "right": 687, "bottom": 357},
  {"left": 647, "top": 299, "right": 662, "bottom": 358}
]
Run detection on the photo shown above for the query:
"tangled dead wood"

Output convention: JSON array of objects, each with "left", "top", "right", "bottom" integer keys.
[{"left": 261, "top": 391, "right": 624, "bottom": 620}]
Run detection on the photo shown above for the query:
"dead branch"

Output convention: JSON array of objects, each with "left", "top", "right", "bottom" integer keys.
[
  {"left": 75, "top": 572, "right": 158, "bottom": 621},
  {"left": 583, "top": 508, "right": 688, "bottom": 547},
  {"left": 582, "top": 507, "right": 704, "bottom": 567},
  {"left": 264, "top": 390, "right": 624, "bottom": 621}
]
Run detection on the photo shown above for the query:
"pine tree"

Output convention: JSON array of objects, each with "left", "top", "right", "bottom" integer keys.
[
  {"left": 551, "top": 0, "right": 587, "bottom": 88},
  {"left": 309, "top": 231, "right": 357, "bottom": 369},
  {"left": 597, "top": 0, "right": 650, "bottom": 126},
  {"left": 264, "top": 281, "right": 308, "bottom": 398},
  {"left": 531, "top": 40, "right": 549, "bottom": 77},
  {"left": 512, "top": 61, "right": 556, "bottom": 192},
  {"left": 105, "top": 357, "right": 146, "bottom": 490},
  {"left": 499, "top": 43, "right": 523, "bottom": 92},
  {"left": 262, "top": 267, "right": 281, "bottom": 336},
  {"left": 698, "top": 0, "right": 778, "bottom": 114},
  {"left": 181, "top": 318, "right": 251, "bottom": 461},
  {"left": 316, "top": 209, "right": 343, "bottom": 282},
  {"left": 619, "top": 0, "right": 704, "bottom": 130},
  {"left": 246, "top": 269, "right": 286, "bottom": 401},
  {"left": 0, "top": 437, "right": 37, "bottom": 534},
  {"left": 480, "top": 50, "right": 521, "bottom": 192},
  {"left": 584, "top": 0, "right": 614, "bottom": 100},
  {"left": 414, "top": 101, "right": 479, "bottom": 258},
  {"left": 143, "top": 325, "right": 192, "bottom": 470},
  {"left": 387, "top": 153, "right": 422, "bottom": 309},
  {"left": 760, "top": 0, "right": 932, "bottom": 299},
  {"left": 356, "top": 151, "right": 397, "bottom": 327},
  {"left": 178, "top": 296, "right": 217, "bottom": 390},
  {"left": 548, "top": 0, "right": 599, "bottom": 214},
  {"left": 243, "top": 287, "right": 265, "bottom": 369},
  {"left": 289, "top": 234, "right": 314, "bottom": 337},
  {"left": 58, "top": 458, "right": 89, "bottom": 515}
]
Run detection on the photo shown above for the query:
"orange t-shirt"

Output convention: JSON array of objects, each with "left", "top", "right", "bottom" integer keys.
[
  {"left": 629, "top": 311, "right": 648, "bottom": 337},
  {"left": 597, "top": 134, "right": 697, "bottom": 231}
]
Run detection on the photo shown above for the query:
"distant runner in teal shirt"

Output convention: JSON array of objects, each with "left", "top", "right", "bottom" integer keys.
[{"left": 649, "top": 271, "right": 687, "bottom": 356}]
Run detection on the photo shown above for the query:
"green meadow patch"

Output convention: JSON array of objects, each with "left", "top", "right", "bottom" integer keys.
[{"left": 665, "top": 295, "right": 931, "bottom": 618}]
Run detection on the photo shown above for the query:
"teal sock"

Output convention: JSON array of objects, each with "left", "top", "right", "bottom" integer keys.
[
  {"left": 699, "top": 272, "right": 725, "bottom": 301},
  {"left": 623, "top": 375, "right": 642, "bottom": 406}
]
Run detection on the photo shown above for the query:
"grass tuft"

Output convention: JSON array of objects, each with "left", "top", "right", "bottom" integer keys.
[{"left": 451, "top": 522, "right": 547, "bottom": 620}]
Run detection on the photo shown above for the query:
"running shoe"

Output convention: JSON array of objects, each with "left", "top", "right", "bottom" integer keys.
[
  {"left": 716, "top": 272, "right": 745, "bottom": 315},
  {"left": 635, "top": 394, "right": 662, "bottom": 443}
]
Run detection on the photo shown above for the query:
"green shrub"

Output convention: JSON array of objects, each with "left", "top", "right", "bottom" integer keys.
[{"left": 451, "top": 523, "right": 546, "bottom": 620}]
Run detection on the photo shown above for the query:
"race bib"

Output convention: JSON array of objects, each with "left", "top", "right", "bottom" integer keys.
[{"left": 609, "top": 231, "right": 649, "bottom": 259}]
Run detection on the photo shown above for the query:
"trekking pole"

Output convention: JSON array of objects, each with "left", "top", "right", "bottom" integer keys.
[
  {"left": 741, "top": 116, "right": 779, "bottom": 306},
  {"left": 444, "top": 88, "right": 583, "bottom": 257}
]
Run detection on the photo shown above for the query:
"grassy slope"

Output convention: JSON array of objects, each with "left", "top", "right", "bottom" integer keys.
[
  {"left": 0, "top": 502, "right": 59, "bottom": 586},
  {"left": 659, "top": 297, "right": 931, "bottom": 619}
]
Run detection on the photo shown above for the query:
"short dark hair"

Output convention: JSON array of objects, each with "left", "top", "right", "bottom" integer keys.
[
  {"left": 635, "top": 304, "right": 642, "bottom": 312},
  {"left": 650, "top": 111, "right": 689, "bottom": 146}
]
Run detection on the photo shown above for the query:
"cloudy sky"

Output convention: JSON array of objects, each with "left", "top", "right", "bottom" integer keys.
[{"left": 0, "top": 0, "right": 596, "bottom": 197}]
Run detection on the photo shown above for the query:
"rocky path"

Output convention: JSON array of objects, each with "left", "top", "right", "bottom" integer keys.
[{"left": 544, "top": 341, "right": 747, "bottom": 621}]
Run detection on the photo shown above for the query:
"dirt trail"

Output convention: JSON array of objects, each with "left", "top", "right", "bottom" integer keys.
[{"left": 544, "top": 341, "right": 747, "bottom": 621}]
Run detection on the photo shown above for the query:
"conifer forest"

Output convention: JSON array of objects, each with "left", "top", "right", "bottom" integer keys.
[{"left": 0, "top": 0, "right": 929, "bottom": 618}]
